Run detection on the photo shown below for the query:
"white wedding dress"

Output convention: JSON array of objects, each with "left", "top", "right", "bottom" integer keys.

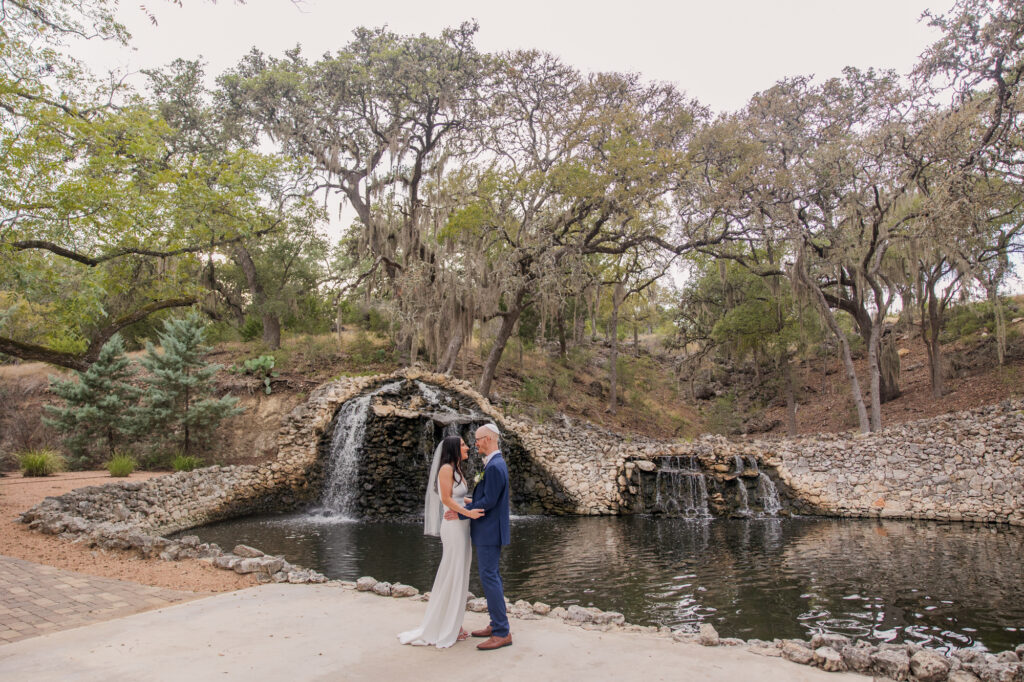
[{"left": 397, "top": 475, "right": 472, "bottom": 648}]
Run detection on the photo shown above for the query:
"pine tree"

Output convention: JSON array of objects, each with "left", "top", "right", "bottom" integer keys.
[
  {"left": 43, "top": 334, "right": 140, "bottom": 463},
  {"left": 133, "top": 313, "right": 242, "bottom": 455}
]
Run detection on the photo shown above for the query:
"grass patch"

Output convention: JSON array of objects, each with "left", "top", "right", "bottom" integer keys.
[
  {"left": 172, "top": 454, "right": 203, "bottom": 472},
  {"left": 105, "top": 453, "right": 136, "bottom": 477},
  {"left": 18, "top": 449, "right": 65, "bottom": 476}
]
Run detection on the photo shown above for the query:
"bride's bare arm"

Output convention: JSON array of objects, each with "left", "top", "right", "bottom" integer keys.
[{"left": 439, "top": 465, "right": 483, "bottom": 519}]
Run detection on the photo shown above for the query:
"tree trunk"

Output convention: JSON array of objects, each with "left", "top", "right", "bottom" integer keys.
[
  {"left": 794, "top": 250, "right": 869, "bottom": 433},
  {"left": 782, "top": 354, "right": 797, "bottom": 437},
  {"left": 261, "top": 314, "right": 281, "bottom": 351},
  {"left": 879, "top": 336, "right": 901, "bottom": 402},
  {"left": 478, "top": 304, "right": 524, "bottom": 399},
  {"left": 920, "top": 278, "right": 945, "bottom": 398},
  {"left": 232, "top": 244, "right": 281, "bottom": 350},
  {"left": 867, "top": 323, "right": 882, "bottom": 432},
  {"left": 556, "top": 308, "right": 568, "bottom": 358},
  {"left": 436, "top": 329, "right": 464, "bottom": 374},
  {"left": 989, "top": 285, "right": 1007, "bottom": 366},
  {"left": 632, "top": 322, "right": 639, "bottom": 356},
  {"left": 607, "top": 284, "right": 624, "bottom": 414},
  {"left": 590, "top": 285, "right": 600, "bottom": 342}
]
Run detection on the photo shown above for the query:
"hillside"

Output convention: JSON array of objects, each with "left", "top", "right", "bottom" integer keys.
[{"left": 2, "top": 314, "right": 1023, "bottom": 470}]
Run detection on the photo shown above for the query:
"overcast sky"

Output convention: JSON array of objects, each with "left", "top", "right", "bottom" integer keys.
[{"left": 78, "top": 0, "right": 954, "bottom": 114}]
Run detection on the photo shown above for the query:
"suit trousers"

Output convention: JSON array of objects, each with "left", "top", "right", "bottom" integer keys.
[{"left": 475, "top": 544, "right": 509, "bottom": 637}]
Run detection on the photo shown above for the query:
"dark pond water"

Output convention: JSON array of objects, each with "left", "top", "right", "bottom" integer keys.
[{"left": 188, "top": 514, "right": 1024, "bottom": 653}]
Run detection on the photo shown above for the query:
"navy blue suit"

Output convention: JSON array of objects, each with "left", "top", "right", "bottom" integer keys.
[{"left": 465, "top": 452, "right": 510, "bottom": 636}]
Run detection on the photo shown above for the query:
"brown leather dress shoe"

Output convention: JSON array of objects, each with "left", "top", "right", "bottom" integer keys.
[
  {"left": 477, "top": 634, "right": 512, "bottom": 650},
  {"left": 470, "top": 626, "right": 492, "bottom": 638}
]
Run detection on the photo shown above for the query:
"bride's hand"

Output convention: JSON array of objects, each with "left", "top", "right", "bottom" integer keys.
[{"left": 463, "top": 508, "right": 484, "bottom": 519}]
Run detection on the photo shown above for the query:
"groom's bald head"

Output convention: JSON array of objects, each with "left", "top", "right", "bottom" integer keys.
[{"left": 474, "top": 423, "right": 500, "bottom": 456}]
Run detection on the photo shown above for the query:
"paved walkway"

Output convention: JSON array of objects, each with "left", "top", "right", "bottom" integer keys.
[
  {"left": 0, "top": 555, "right": 204, "bottom": 644},
  {"left": 0, "top": 583, "right": 870, "bottom": 682}
]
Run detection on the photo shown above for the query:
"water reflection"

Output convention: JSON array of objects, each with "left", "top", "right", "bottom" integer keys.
[{"left": 188, "top": 515, "right": 1024, "bottom": 653}]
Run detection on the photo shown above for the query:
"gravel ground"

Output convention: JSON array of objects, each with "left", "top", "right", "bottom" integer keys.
[{"left": 0, "top": 471, "right": 256, "bottom": 593}]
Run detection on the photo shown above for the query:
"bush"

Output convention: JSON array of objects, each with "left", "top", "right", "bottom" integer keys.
[
  {"left": 517, "top": 375, "right": 549, "bottom": 403},
  {"left": 18, "top": 449, "right": 65, "bottom": 476},
  {"left": 172, "top": 454, "right": 203, "bottom": 472},
  {"left": 240, "top": 316, "right": 263, "bottom": 342},
  {"left": 105, "top": 453, "right": 136, "bottom": 477}
]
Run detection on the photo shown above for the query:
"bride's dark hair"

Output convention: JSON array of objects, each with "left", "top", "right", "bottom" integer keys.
[{"left": 439, "top": 436, "right": 464, "bottom": 485}]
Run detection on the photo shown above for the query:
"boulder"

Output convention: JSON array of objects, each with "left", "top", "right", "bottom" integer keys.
[
  {"left": 565, "top": 605, "right": 594, "bottom": 623},
  {"left": 466, "top": 598, "right": 489, "bottom": 613},
  {"left": 781, "top": 640, "right": 815, "bottom": 665},
  {"left": 872, "top": 648, "right": 911, "bottom": 681},
  {"left": 910, "top": 650, "right": 952, "bottom": 682},
  {"left": 371, "top": 581, "right": 392, "bottom": 597},
  {"left": 813, "top": 646, "right": 846, "bottom": 672},
  {"left": 532, "top": 602, "right": 551, "bottom": 616},
  {"left": 233, "top": 544, "right": 265, "bottom": 558},
  {"left": 355, "top": 576, "right": 377, "bottom": 591},
  {"left": 390, "top": 584, "right": 419, "bottom": 598},
  {"left": 698, "top": 624, "right": 720, "bottom": 647}
]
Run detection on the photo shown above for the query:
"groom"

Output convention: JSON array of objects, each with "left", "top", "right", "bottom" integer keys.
[{"left": 446, "top": 422, "right": 511, "bottom": 650}]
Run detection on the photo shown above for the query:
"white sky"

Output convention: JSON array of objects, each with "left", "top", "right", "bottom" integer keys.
[{"left": 78, "top": 0, "right": 954, "bottom": 114}]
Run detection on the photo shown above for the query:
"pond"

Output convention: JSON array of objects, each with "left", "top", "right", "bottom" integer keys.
[{"left": 187, "top": 514, "right": 1024, "bottom": 653}]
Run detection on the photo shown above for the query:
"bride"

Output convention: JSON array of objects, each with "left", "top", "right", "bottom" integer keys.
[{"left": 398, "top": 435, "right": 484, "bottom": 648}]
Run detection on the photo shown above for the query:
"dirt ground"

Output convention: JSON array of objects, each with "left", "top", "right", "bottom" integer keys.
[
  {"left": 0, "top": 471, "right": 256, "bottom": 592},
  {"left": 760, "top": 332, "right": 1024, "bottom": 437}
]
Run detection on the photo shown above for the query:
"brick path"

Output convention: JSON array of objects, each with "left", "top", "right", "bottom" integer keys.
[{"left": 0, "top": 555, "right": 204, "bottom": 644}]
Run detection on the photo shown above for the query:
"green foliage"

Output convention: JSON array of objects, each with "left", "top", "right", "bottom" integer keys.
[
  {"left": 703, "top": 393, "right": 742, "bottom": 435},
  {"left": 941, "top": 298, "right": 1024, "bottom": 344},
  {"left": 172, "top": 454, "right": 203, "bottom": 472},
  {"left": 348, "top": 330, "right": 390, "bottom": 365},
  {"left": 42, "top": 334, "right": 139, "bottom": 464},
  {"left": 240, "top": 316, "right": 264, "bottom": 342},
  {"left": 18, "top": 449, "right": 65, "bottom": 477},
  {"left": 132, "top": 314, "right": 243, "bottom": 455},
  {"left": 517, "top": 376, "right": 549, "bottom": 403},
  {"left": 105, "top": 453, "right": 136, "bottom": 477},
  {"left": 231, "top": 355, "right": 279, "bottom": 394}
]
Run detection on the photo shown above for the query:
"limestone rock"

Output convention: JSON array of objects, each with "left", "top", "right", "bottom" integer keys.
[
  {"left": 698, "top": 623, "right": 720, "bottom": 647},
  {"left": 781, "top": 640, "right": 814, "bottom": 665},
  {"left": 565, "top": 605, "right": 594, "bottom": 623},
  {"left": 390, "top": 584, "right": 418, "bottom": 598},
  {"left": 233, "top": 544, "right": 265, "bottom": 558},
  {"left": 532, "top": 602, "right": 551, "bottom": 616},
  {"left": 355, "top": 576, "right": 377, "bottom": 591},
  {"left": 466, "top": 598, "right": 489, "bottom": 613},
  {"left": 910, "top": 649, "right": 951, "bottom": 682},
  {"left": 810, "top": 633, "right": 851, "bottom": 650},
  {"left": 813, "top": 646, "right": 846, "bottom": 672},
  {"left": 872, "top": 648, "right": 911, "bottom": 680},
  {"left": 371, "top": 581, "right": 392, "bottom": 596},
  {"left": 549, "top": 607, "right": 567, "bottom": 619},
  {"left": 948, "top": 671, "right": 982, "bottom": 682}
]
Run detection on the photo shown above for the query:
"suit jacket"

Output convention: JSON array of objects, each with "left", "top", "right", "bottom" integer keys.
[{"left": 466, "top": 452, "right": 511, "bottom": 546}]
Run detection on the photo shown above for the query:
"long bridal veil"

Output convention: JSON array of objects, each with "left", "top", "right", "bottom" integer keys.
[{"left": 423, "top": 441, "right": 444, "bottom": 536}]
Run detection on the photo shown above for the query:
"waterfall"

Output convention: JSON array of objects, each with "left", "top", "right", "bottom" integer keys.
[
  {"left": 315, "top": 381, "right": 402, "bottom": 519},
  {"left": 733, "top": 455, "right": 744, "bottom": 475},
  {"left": 735, "top": 478, "right": 751, "bottom": 516},
  {"left": 746, "top": 455, "right": 759, "bottom": 474},
  {"left": 756, "top": 473, "right": 782, "bottom": 516},
  {"left": 652, "top": 456, "right": 710, "bottom": 519}
]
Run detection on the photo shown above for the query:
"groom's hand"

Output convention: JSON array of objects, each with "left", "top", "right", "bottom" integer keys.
[{"left": 443, "top": 510, "right": 459, "bottom": 521}]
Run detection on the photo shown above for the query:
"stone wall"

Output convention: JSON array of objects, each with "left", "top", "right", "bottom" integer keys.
[
  {"left": 656, "top": 399, "right": 1024, "bottom": 526},
  {"left": 19, "top": 372, "right": 1024, "bottom": 550}
]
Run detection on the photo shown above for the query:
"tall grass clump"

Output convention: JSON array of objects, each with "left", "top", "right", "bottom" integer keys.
[
  {"left": 18, "top": 449, "right": 65, "bottom": 476},
  {"left": 172, "top": 454, "right": 203, "bottom": 472},
  {"left": 105, "top": 453, "right": 136, "bottom": 477}
]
